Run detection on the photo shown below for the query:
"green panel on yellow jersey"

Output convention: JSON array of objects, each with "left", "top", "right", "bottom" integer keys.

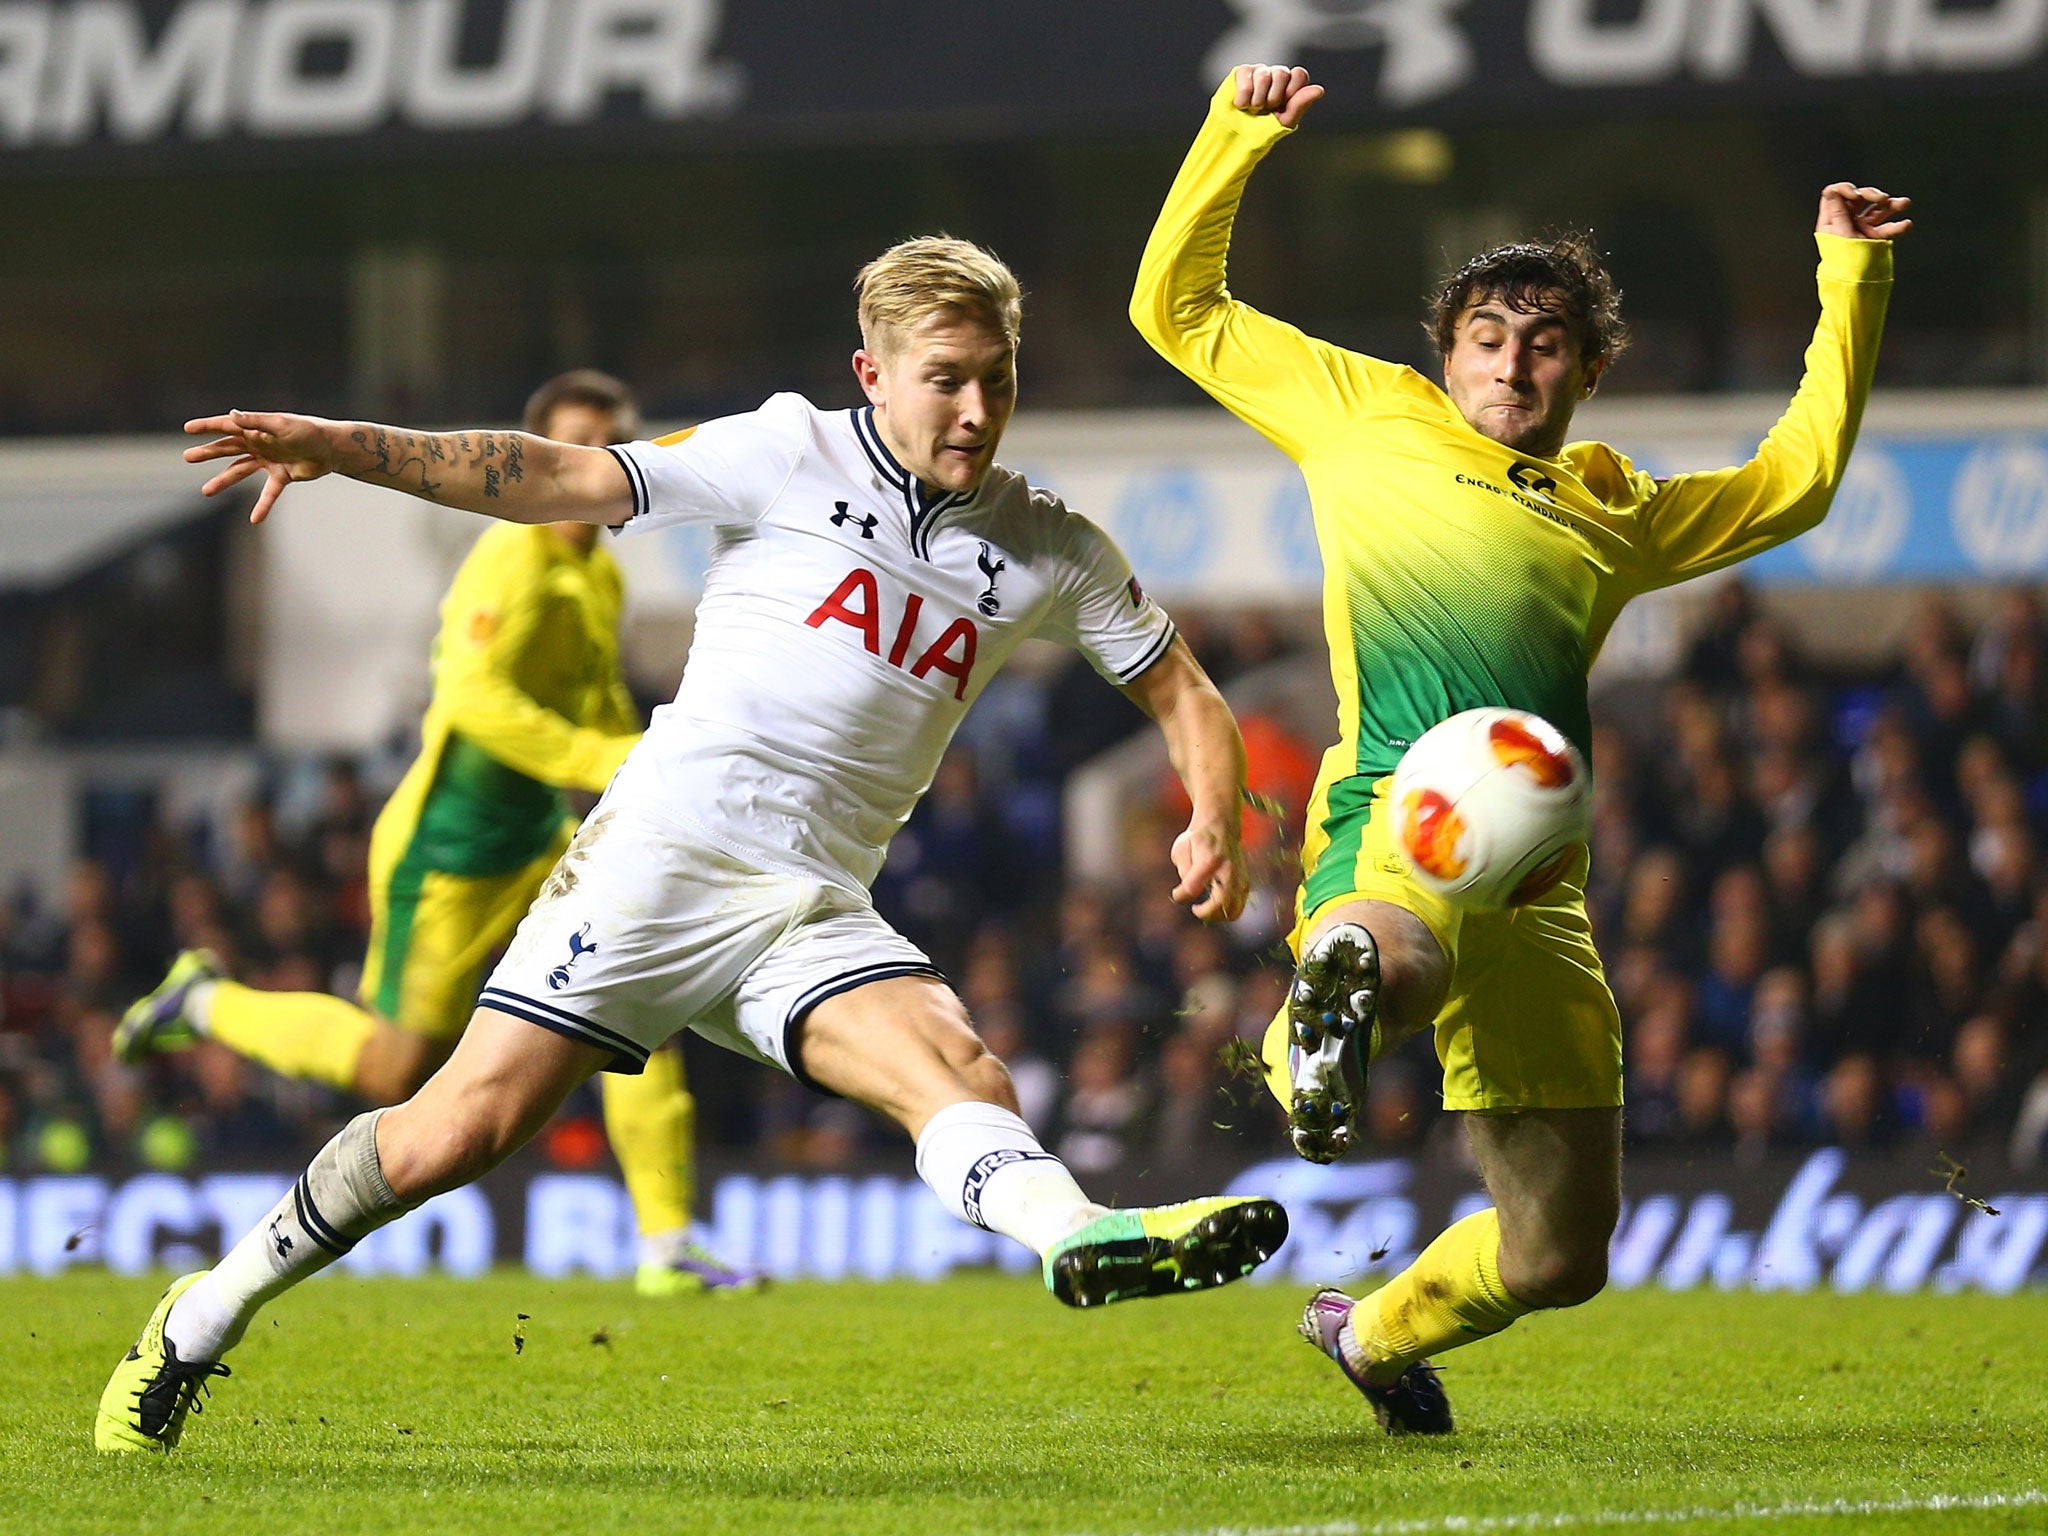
[
  {"left": 1326, "top": 443, "right": 1599, "bottom": 781},
  {"left": 410, "top": 733, "right": 566, "bottom": 877}
]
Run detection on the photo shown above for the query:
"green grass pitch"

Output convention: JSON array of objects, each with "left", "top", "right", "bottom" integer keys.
[{"left": 5, "top": 1272, "right": 2046, "bottom": 1535}]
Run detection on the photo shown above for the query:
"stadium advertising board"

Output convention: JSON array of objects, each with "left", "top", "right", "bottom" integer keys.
[
  {"left": 1743, "top": 436, "right": 2048, "bottom": 584},
  {"left": 5, "top": 1148, "right": 2043, "bottom": 1294},
  {"left": 1, "top": 0, "right": 2045, "bottom": 164}
]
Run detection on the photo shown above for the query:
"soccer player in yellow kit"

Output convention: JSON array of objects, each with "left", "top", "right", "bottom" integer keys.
[
  {"left": 118, "top": 371, "right": 761, "bottom": 1295},
  {"left": 1134, "top": 65, "right": 1909, "bottom": 1430}
]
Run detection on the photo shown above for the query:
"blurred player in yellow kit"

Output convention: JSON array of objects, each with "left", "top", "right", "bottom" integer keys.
[
  {"left": 1134, "top": 65, "right": 1908, "bottom": 1430},
  {"left": 117, "top": 370, "right": 761, "bottom": 1295}
]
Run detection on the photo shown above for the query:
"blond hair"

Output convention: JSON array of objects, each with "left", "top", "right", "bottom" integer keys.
[{"left": 855, "top": 236, "right": 1022, "bottom": 356}]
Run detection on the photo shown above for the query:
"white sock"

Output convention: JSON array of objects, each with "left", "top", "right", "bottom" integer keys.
[
  {"left": 914, "top": 1101, "right": 1105, "bottom": 1256},
  {"left": 165, "top": 1110, "right": 409, "bottom": 1361},
  {"left": 185, "top": 979, "right": 219, "bottom": 1033},
  {"left": 639, "top": 1226, "right": 692, "bottom": 1267},
  {"left": 1336, "top": 1314, "right": 1375, "bottom": 1379},
  {"left": 166, "top": 1208, "right": 342, "bottom": 1361},
  {"left": 164, "top": 1262, "right": 279, "bottom": 1362}
]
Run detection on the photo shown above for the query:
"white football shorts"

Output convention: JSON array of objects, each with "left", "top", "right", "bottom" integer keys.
[{"left": 478, "top": 796, "right": 939, "bottom": 1085}]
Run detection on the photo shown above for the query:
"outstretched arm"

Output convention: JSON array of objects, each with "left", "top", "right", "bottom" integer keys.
[
  {"left": 1635, "top": 184, "right": 1909, "bottom": 585},
  {"left": 184, "top": 409, "right": 632, "bottom": 526},
  {"left": 1130, "top": 65, "right": 1385, "bottom": 460},
  {"left": 1121, "top": 638, "right": 1249, "bottom": 924}
]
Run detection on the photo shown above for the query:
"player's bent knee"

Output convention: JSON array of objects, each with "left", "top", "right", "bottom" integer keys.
[
  {"left": 920, "top": 996, "right": 1022, "bottom": 1112},
  {"left": 378, "top": 1007, "right": 606, "bottom": 1198},
  {"left": 391, "top": 1037, "right": 453, "bottom": 1098},
  {"left": 799, "top": 977, "right": 1025, "bottom": 1129},
  {"left": 352, "top": 1028, "right": 453, "bottom": 1105},
  {"left": 373, "top": 1115, "right": 460, "bottom": 1201},
  {"left": 1312, "top": 900, "right": 1449, "bottom": 1030},
  {"left": 1550, "top": 1262, "right": 1609, "bottom": 1310},
  {"left": 421, "top": 1122, "right": 518, "bottom": 1197},
  {"left": 1384, "top": 922, "right": 1447, "bottom": 989},
  {"left": 377, "top": 1121, "right": 476, "bottom": 1201},
  {"left": 962, "top": 1047, "right": 1021, "bottom": 1115},
  {"left": 378, "top": 1092, "right": 530, "bottom": 1199},
  {"left": 934, "top": 1016, "right": 993, "bottom": 1076},
  {"left": 1505, "top": 1241, "right": 1610, "bottom": 1311},
  {"left": 1378, "top": 923, "right": 1449, "bottom": 1019}
]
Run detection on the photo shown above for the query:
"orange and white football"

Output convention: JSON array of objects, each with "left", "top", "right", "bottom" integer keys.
[{"left": 1387, "top": 708, "right": 1590, "bottom": 910}]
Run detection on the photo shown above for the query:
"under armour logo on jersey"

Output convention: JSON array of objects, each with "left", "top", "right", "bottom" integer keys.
[
  {"left": 830, "top": 501, "right": 879, "bottom": 539},
  {"left": 1507, "top": 462, "right": 1559, "bottom": 498},
  {"left": 976, "top": 542, "right": 1007, "bottom": 616},
  {"left": 548, "top": 924, "right": 599, "bottom": 991}
]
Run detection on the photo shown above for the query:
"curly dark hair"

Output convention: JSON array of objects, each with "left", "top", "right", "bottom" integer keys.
[
  {"left": 1425, "top": 232, "right": 1629, "bottom": 367},
  {"left": 521, "top": 369, "right": 642, "bottom": 440}
]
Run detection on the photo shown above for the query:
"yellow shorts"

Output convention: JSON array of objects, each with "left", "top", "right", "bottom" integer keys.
[
  {"left": 359, "top": 820, "right": 573, "bottom": 1041},
  {"left": 1266, "top": 774, "right": 1622, "bottom": 1113}
]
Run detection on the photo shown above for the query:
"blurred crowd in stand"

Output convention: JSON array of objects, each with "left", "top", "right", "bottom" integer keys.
[
  {"left": 7, "top": 588, "right": 2048, "bottom": 1180},
  {"left": 1601, "top": 583, "right": 2048, "bottom": 1168}
]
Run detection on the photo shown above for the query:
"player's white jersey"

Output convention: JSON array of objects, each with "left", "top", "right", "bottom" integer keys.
[{"left": 606, "top": 393, "right": 1176, "bottom": 891}]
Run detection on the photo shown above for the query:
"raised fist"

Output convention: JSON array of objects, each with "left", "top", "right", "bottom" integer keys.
[
  {"left": 1230, "top": 64, "right": 1325, "bottom": 129},
  {"left": 1816, "top": 184, "right": 1912, "bottom": 242}
]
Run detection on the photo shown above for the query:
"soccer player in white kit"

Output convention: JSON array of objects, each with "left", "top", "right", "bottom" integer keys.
[{"left": 97, "top": 237, "right": 1288, "bottom": 1453}]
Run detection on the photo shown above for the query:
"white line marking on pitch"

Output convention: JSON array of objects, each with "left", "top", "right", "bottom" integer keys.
[{"left": 1075, "top": 1487, "right": 2048, "bottom": 1536}]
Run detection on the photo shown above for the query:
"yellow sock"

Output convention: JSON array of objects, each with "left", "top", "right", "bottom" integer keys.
[
  {"left": 1260, "top": 1004, "right": 1291, "bottom": 1110},
  {"left": 602, "top": 1049, "right": 696, "bottom": 1239},
  {"left": 1347, "top": 1209, "right": 1533, "bottom": 1383},
  {"left": 202, "top": 981, "right": 379, "bottom": 1092}
]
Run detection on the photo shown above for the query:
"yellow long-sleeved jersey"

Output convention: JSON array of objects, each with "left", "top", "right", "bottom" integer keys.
[
  {"left": 1133, "top": 78, "right": 1892, "bottom": 805},
  {"left": 376, "top": 522, "right": 641, "bottom": 877}
]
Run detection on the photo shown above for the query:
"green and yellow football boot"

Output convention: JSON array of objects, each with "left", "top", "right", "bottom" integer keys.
[
  {"left": 94, "top": 1272, "right": 231, "bottom": 1454},
  {"left": 112, "top": 950, "right": 223, "bottom": 1064},
  {"left": 1044, "top": 1195, "right": 1288, "bottom": 1308},
  {"left": 634, "top": 1236, "right": 768, "bottom": 1297}
]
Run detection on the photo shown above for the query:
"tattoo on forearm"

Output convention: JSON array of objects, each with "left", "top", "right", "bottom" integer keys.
[
  {"left": 465, "top": 431, "right": 512, "bottom": 498},
  {"left": 346, "top": 426, "right": 539, "bottom": 505},
  {"left": 350, "top": 427, "right": 445, "bottom": 502}
]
